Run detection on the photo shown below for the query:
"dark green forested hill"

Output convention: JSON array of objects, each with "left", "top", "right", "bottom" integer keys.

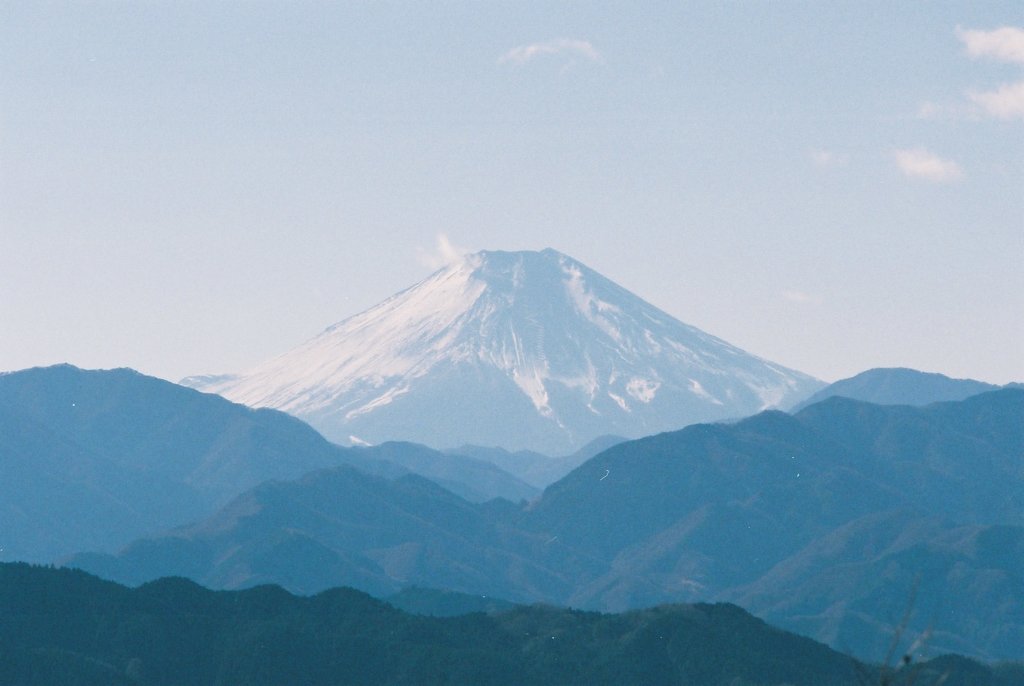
[{"left": 6, "top": 562, "right": 1014, "bottom": 686}]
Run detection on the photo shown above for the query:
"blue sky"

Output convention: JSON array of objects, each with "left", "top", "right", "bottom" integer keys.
[{"left": 2, "top": 2, "right": 1022, "bottom": 384}]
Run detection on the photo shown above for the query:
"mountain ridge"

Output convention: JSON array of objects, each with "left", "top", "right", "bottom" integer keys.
[
  {"left": 13, "top": 561, "right": 981, "bottom": 686},
  {"left": 68, "top": 388, "right": 1024, "bottom": 661},
  {"left": 791, "top": 367, "right": 1008, "bottom": 411},
  {"left": 0, "top": 365, "right": 539, "bottom": 561}
]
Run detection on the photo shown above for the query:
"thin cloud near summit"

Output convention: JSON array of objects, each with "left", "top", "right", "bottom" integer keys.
[
  {"left": 416, "top": 234, "right": 469, "bottom": 270},
  {"left": 499, "top": 39, "right": 601, "bottom": 66}
]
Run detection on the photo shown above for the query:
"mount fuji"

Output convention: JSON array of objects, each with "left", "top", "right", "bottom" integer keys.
[{"left": 184, "top": 249, "right": 822, "bottom": 453}]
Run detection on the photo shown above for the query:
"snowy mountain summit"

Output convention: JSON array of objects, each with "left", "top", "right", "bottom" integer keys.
[{"left": 185, "top": 249, "right": 822, "bottom": 453}]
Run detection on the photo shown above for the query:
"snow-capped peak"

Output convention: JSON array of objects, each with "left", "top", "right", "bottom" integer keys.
[{"left": 186, "top": 249, "right": 822, "bottom": 453}]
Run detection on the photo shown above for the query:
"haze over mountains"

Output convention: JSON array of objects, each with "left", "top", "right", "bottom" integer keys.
[
  {"left": 0, "top": 365, "right": 535, "bottom": 562},
  {"left": 184, "top": 249, "right": 822, "bottom": 454},
  {"left": 66, "top": 376, "right": 1024, "bottom": 661},
  {"left": 0, "top": 365, "right": 344, "bottom": 562},
  {"left": 3, "top": 251, "right": 1022, "bottom": 678}
]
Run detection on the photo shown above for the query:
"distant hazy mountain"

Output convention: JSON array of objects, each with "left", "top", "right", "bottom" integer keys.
[
  {"left": 350, "top": 441, "right": 538, "bottom": 503},
  {"left": 184, "top": 249, "right": 822, "bottom": 454},
  {"left": 448, "top": 434, "right": 625, "bottom": 489},
  {"left": 791, "top": 367, "right": 1003, "bottom": 411},
  {"left": 74, "top": 389, "right": 1024, "bottom": 660},
  {"left": 0, "top": 365, "right": 535, "bottom": 561},
  {"left": 0, "top": 364, "right": 351, "bottom": 561},
  {"left": 526, "top": 390, "right": 1024, "bottom": 585},
  {"left": 68, "top": 466, "right": 583, "bottom": 601},
  {"left": 522, "top": 389, "right": 1024, "bottom": 659}
]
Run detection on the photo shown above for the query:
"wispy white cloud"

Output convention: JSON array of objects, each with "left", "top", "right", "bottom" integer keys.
[
  {"left": 893, "top": 148, "right": 963, "bottom": 183},
  {"left": 915, "top": 100, "right": 962, "bottom": 121},
  {"left": 417, "top": 234, "right": 468, "bottom": 270},
  {"left": 499, "top": 39, "right": 601, "bottom": 66},
  {"left": 968, "top": 80, "right": 1024, "bottom": 120},
  {"left": 957, "top": 26, "right": 1024, "bottom": 64},
  {"left": 782, "top": 290, "right": 822, "bottom": 305},
  {"left": 921, "top": 27, "right": 1024, "bottom": 122},
  {"left": 809, "top": 148, "right": 847, "bottom": 167}
]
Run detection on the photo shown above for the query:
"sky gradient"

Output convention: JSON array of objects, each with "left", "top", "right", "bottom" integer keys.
[{"left": 2, "top": 2, "right": 1022, "bottom": 385}]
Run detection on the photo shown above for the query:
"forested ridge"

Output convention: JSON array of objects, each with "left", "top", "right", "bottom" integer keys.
[{"left": 2, "top": 564, "right": 1020, "bottom": 685}]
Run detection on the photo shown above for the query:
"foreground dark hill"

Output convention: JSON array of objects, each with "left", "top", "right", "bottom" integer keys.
[
  {"left": 71, "top": 389, "right": 1024, "bottom": 661},
  {"left": 5, "top": 563, "right": 1015, "bottom": 686},
  {"left": 0, "top": 365, "right": 533, "bottom": 561},
  {"left": 385, "top": 586, "right": 518, "bottom": 617},
  {"left": 791, "top": 367, "right": 1006, "bottom": 411}
]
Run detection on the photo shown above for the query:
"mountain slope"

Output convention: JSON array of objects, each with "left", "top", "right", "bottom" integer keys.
[
  {"left": 0, "top": 364, "right": 350, "bottom": 561},
  {"left": 67, "top": 465, "right": 589, "bottom": 601},
  {"left": 0, "top": 365, "right": 536, "bottom": 561},
  {"left": 72, "top": 390, "right": 1024, "bottom": 661},
  {"left": 725, "top": 511, "right": 1024, "bottom": 661},
  {"left": 353, "top": 442, "right": 538, "bottom": 503},
  {"left": 526, "top": 389, "right": 1024, "bottom": 560},
  {"left": 185, "top": 249, "right": 822, "bottom": 453},
  {"left": 521, "top": 389, "right": 1024, "bottom": 659},
  {"left": 791, "top": 367, "right": 1003, "bottom": 411}
]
